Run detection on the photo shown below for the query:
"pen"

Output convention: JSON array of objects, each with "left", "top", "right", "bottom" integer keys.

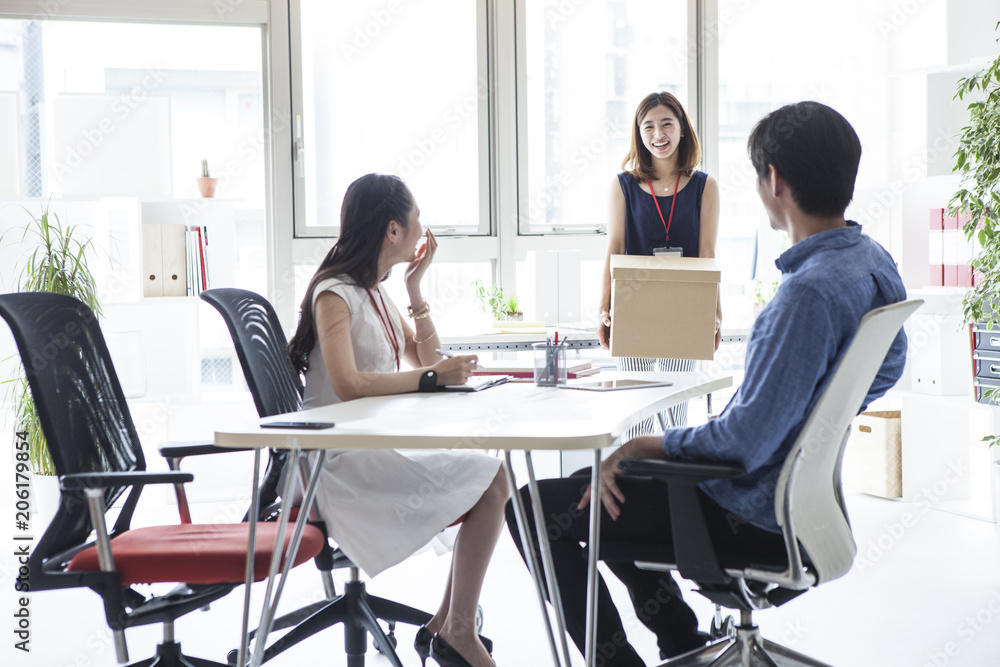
[{"left": 435, "top": 349, "right": 483, "bottom": 369}]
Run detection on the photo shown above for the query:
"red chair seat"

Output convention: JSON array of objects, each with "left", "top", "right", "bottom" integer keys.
[{"left": 68, "top": 523, "right": 325, "bottom": 587}]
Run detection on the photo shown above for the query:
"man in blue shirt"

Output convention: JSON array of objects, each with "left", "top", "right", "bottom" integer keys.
[{"left": 506, "top": 102, "right": 907, "bottom": 666}]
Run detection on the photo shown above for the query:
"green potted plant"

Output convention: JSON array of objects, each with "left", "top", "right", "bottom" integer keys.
[
  {"left": 3, "top": 202, "right": 102, "bottom": 476},
  {"left": 502, "top": 293, "right": 523, "bottom": 321},
  {"left": 196, "top": 158, "right": 219, "bottom": 198},
  {"left": 947, "top": 24, "right": 1000, "bottom": 525},
  {"left": 951, "top": 25, "right": 1000, "bottom": 401},
  {"left": 473, "top": 280, "right": 524, "bottom": 321}
]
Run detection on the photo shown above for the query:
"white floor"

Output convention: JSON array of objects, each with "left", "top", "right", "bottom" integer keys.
[{"left": 5, "top": 395, "right": 1000, "bottom": 667}]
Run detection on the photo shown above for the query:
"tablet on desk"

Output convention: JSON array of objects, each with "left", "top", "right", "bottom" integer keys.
[
  {"left": 260, "top": 421, "right": 336, "bottom": 429},
  {"left": 559, "top": 379, "right": 674, "bottom": 391}
]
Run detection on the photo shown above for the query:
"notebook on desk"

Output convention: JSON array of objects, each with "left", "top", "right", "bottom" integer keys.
[{"left": 440, "top": 375, "right": 512, "bottom": 392}]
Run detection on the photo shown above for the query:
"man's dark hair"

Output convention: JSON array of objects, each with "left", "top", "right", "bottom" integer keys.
[{"left": 747, "top": 102, "right": 861, "bottom": 217}]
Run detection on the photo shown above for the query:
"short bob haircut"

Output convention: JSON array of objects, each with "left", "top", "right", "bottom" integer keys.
[
  {"left": 747, "top": 101, "right": 861, "bottom": 217},
  {"left": 622, "top": 91, "right": 702, "bottom": 181}
]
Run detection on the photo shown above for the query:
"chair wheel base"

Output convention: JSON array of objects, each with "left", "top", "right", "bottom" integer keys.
[
  {"left": 373, "top": 622, "right": 397, "bottom": 652},
  {"left": 130, "top": 641, "right": 228, "bottom": 667},
  {"left": 660, "top": 622, "right": 835, "bottom": 667}
]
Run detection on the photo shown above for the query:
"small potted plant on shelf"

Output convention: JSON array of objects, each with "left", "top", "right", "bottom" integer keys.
[
  {"left": 3, "top": 202, "right": 102, "bottom": 480},
  {"left": 197, "top": 158, "right": 219, "bottom": 198},
  {"left": 502, "top": 293, "right": 523, "bottom": 321}
]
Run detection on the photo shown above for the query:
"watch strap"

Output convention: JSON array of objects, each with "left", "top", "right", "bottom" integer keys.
[{"left": 419, "top": 370, "right": 438, "bottom": 392}]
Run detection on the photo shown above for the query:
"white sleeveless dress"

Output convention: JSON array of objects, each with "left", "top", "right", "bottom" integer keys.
[{"left": 300, "top": 277, "right": 501, "bottom": 577}]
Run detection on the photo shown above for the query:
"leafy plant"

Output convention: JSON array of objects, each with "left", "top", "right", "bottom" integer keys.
[
  {"left": 503, "top": 293, "right": 520, "bottom": 315},
  {"left": 751, "top": 278, "right": 779, "bottom": 305},
  {"left": 473, "top": 279, "right": 506, "bottom": 320},
  {"left": 2, "top": 202, "right": 102, "bottom": 475},
  {"left": 201, "top": 158, "right": 211, "bottom": 178},
  {"left": 473, "top": 280, "right": 522, "bottom": 319},
  {"left": 949, "top": 22, "right": 1000, "bottom": 436}
]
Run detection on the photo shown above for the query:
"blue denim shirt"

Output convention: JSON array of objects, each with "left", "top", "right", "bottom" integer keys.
[{"left": 660, "top": 222, "right": 907, "bottom": 532}]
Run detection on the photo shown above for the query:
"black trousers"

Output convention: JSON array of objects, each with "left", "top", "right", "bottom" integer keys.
[{"left": 505, "top": 469, "right": 788, "bottom": 667}]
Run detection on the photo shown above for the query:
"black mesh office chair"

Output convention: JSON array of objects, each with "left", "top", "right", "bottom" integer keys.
[
  {"left": 160, "top": 287, "right": 430, "bottom": 666},
  {"left": 0, "top": 292, "right": 324, "bottom": 667},
  {"left": 604, "top": 299, "right": 922, "bottom": 667}
]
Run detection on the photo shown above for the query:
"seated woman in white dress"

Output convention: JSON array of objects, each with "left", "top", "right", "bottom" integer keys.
[{"left": 287, "top": 173, "right": 507, "bottom": 667}]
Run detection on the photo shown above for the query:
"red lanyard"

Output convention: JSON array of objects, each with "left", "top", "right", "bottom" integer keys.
[
  {"left": 646, "top": 171, "right": 682, "bottom": 242},
  {"left": 366, "top": 287, "right": 400, "bottom": 372}
]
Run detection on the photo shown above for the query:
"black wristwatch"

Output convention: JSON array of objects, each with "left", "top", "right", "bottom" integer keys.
[{"left": 419, "top": 370, "right": 438, "bottom": 392}]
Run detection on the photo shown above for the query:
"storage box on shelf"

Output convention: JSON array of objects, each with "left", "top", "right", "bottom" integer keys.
[{"left": 139, "top": 199, "right": 236, "bottom": 298}]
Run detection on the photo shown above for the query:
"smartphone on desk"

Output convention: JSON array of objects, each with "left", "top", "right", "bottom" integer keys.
[{"left": 260, "top": 421, "right": 335, "bottom": 430}]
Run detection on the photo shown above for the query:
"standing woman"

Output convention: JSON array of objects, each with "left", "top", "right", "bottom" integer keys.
[
  {"left": 598, "top": 91, "right": 721, "bottom": 428},
  {"left": 287, "top": 173, "right": 506, "bottom": 667}
]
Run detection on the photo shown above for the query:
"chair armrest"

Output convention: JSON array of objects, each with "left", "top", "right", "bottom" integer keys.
[
  {"left": 619, "top": 458, "right": 745, "bottom": 481},
  {"left": 618, "top": 457, "right": 745, "bottom": 586},
  {"left": 59, "top": 471, "right": 194, "bottom": 491},
  {"left": 158, "top": 440, "right": 250, "bottom": 458}
]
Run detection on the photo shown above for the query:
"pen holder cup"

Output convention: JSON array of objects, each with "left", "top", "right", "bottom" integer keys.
[{"left": 533, "top": 341, "right": 568, "bottom": 386}]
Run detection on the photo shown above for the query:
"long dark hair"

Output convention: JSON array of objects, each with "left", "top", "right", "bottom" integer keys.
[
  {"left": 622, "top": 91, "right": 702, "bottom": 181},
  {"left": 287, "top": 173, "right": 414, "bottom": 373}
]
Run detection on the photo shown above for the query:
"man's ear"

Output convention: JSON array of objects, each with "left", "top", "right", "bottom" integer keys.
[{"left": 768, "top": 165, "right": 785, "bottom": 198}]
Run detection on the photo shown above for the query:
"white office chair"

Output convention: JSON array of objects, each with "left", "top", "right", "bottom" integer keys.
[{"left": 612, "top": 298, "right": 922, "bottom": 667}]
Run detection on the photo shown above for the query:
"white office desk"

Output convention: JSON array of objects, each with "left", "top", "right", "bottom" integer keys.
[{"left": 215, "top": 371, "right": 732, "bottom": 667}]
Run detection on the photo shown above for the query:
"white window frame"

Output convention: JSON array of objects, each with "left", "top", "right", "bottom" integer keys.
[
  {"left": 0, "top": 0, "right": 282, "bottom": 309},
  {"left": 286, "top": 0, "right": 493, "bottom": 240},
  {"left": 277, "top": 0, "right": 717, "bottom": 323}
]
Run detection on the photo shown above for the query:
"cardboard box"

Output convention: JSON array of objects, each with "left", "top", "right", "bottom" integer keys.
[
  {"left": 843, "top": 410, "right": 902, "bottom": 498},
  {"left": 609, "top": 255, "right": 720, "bottom": 360}
]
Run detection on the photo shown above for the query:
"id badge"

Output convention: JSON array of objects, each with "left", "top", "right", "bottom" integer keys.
[{"left": 653, "top": 246, "right": 683, "bottom": 257}]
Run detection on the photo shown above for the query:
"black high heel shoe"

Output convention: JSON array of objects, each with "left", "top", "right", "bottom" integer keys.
[
  {"left": 414, "top": 625, "right": 434, "bottom": 667},
  {"left": 429, "top": 633, "right": 494, "bottom": 667},
  {"left": 415, "top": 625, "right": 493, "bottom": 666}
]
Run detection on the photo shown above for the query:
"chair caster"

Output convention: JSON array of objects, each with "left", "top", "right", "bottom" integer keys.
[
  {"left": 710, "top": 613, "right": 736, "bottom": 640},
  {"left": 374, "top": 622, "right": 397, "bottom": 652}
]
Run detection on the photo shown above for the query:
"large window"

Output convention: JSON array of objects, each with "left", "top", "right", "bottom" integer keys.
[
  {"left": 715, "top": 0, "right": 948, "bottom": 327},
  {"left": 0, "top": 18, "right": 267, "bottom": 296},
  {"left": 291, "top": 0, "right": 488, "bottom": 236},
  {"left": 0, "top": 12, "right": 269, "bottom": 401},
  {"left": 521, "top": 0, "right": 690, "bottom": 234}
]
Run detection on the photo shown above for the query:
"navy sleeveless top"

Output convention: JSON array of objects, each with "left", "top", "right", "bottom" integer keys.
[{"left": 618, "top": 170, "right": 707, "bottom": 258}]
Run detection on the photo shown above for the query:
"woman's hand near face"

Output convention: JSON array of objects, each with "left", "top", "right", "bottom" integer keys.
[
  {"left": 404, "top": 229, "right": 437, "bottom": 292},
  {"left": 430, "top": 353, "right": 478, "bottom": 386}
]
